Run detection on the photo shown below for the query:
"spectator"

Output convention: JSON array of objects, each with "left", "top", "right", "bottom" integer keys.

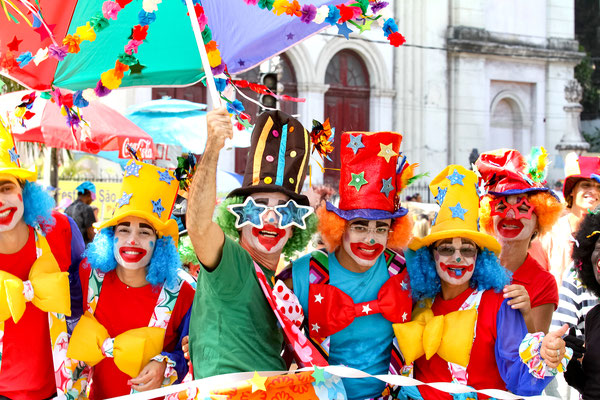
[
  {"left": 65, "top": 181, "right": 97, "bottom": 245},
  {"left": 412, "top": 213, "right": 430, "bottom": 238}
]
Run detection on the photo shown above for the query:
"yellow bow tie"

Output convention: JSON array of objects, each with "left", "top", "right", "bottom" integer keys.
[
  {"left": 67, "top": 312, "right": 165, "bottom": 378},
  {"left": 0, "top": 254, "right": 71, "bottom": 324},
  {"left": 393, "top": 305, "right": 477, "bottom": 367}
]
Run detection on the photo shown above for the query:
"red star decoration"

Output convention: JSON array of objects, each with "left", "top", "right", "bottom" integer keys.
[
  {"left": 34, "top": 24, "right": 56, "bottom": 41},
  {"left": 7, "top": 36, "right": 22, "bottom": 52}
]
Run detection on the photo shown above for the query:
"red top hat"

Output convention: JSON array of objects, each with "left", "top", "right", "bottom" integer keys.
[
  {"left": 563, "top": 154, "right": 600, "bottom": 199},
  {"left": 325, "top": 131, "right": 408, "bottom": 220},
  {"left": 475, "top": 148, "right": 550, "bottom": 196}
]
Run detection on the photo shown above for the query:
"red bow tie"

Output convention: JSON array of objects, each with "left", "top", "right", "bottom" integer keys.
[{"left": 308, "top": 273, "right": 412, "bottom": 339}]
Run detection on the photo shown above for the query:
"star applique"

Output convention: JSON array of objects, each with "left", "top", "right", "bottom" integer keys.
[
  {"left": 248, "top": 371, "right": 267, "bottom": 393},
  {"left": 449, "top": 202, "right": 468, "bottom": 220},
  {"left": 116, "top": 192, "right": 133, "bottom": 208},
  {"left": 348, "top": 171, "right": 368, "bottom": 191},
  {"left": 402, "top": 312, "right": 408, "bottom": 322},
  {"left": 346, "top": 134, "right": 365, "bottom": 154},
  {"left": 237, "top": 59, "right": 245, "bottom": 67},
  {"left": 435, "top": 186, "right": 447, "bottom": 206},
  {"left": 358, "top": 18, "right": 374, "bottom": 33},
  {"left": 227, "top": 197, "right": 265, "bottom": 229},
  {"left": 400, "top": 280, "right": 408, "bottom": 291},
  {"left": 312, "top": 366, "right": 326, "bottom": 385},
  {"left": 151, "top": 199, "right": 165, "bottom": 218},
  {"left": 311, "top": 323, "right": 320, "bottom": 332},
  {"left": 314, "top": 293, "right": 324, "bottom": 303},
  {"left": 362, "top": 304, "right": 372, "bottom": 315},
  {"left": 447, "top": 169, "right": 465, "bottom": 186},
  {"left": 124, "top": 162, "right": 142, "bottom": 177},
  {"left": 380, "top": 177, "right": 394, "bottom": 197},
  {"left": 336, "top": 23, "right": 352, "bottom": 39},
  {"left": 378, "top": 143, "right": 397, "bottom": 162},
  {"left": 7, "top": 36, "right": 22, "bottom": 52},
  {"left": 158, "top": 169, "right": 175, "bottom": 184},
  {"left": 129, "top": 61, "right": 147, "bottom": 75},
  {"left": 8, "top": 147, "right": 19, "bottom": 164},
  {"left": 286, "top": 32, "right": 295, "bottom": 40},
  {"left": 276, "top": 200, "right": 314, "bottom": 229}
]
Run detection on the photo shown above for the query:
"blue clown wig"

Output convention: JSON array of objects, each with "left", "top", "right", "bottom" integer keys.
[
  {"left": 406, "top": 247, "right": 511, "bottom": 301},
  {"left": 84, "top": 228, "right": 181, "bottom": 289},
  {"left": 22, "top": 180, "right": 55, "bottom": 233}
]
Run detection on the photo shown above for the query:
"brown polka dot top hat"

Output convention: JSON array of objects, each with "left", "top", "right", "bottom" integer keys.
[{"left": 227, "top": 110, "right": 310, "bottom": 205}]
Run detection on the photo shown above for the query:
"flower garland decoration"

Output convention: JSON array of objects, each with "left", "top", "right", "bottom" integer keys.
[{"left": 174, "top": 153, "right": 197, "bottom": 191}]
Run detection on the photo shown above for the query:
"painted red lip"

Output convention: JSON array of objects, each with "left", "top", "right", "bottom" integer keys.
[
  {"left": 497, "top": 218, "right": 524, "bottom": 238},
  {"left": 119, "top": 246, "right": 147, "bottom": 263},
  {"left": 350, "top": 242, "right": 384, "bottom": 261},
  {"left": 252, "top": 224, "right": 286, "bottom": 251},
  {"left": 0, "top": 207, "right": 16, "bottom": 226},
  {"left": 440, "top": 262, "right": 474, "bottom": 279}
]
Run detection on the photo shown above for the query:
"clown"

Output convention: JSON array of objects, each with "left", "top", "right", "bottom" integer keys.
[
  {"left": 186, "top": 108, "right": 319, "bottom": 378},
  {"left": 476, "top": 148, "right": 562, "bottom": 333},
  {"left": 67, "top": 160, "right": 194, "bottom": 399},
  {"left": 280, "top": 131, "right": 414, "bottom": 400},
  {"left": 0, "top": 122, "right": 85, "bottom": 398},
  {"left": 395, "top": 165, "right": 570, "bottom": 400}
]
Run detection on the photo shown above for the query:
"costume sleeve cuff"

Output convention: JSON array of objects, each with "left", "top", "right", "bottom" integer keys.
[
  {"left": 518, "top": 332, "right": 573, "bottom": 378},
  {"left": 152, "top": 353, "right": 178, "bottom": 386}
]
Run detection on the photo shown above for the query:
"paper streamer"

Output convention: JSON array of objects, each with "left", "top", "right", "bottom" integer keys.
[{"left": 107, "top": 365, "right": 562, "bottom": 400}]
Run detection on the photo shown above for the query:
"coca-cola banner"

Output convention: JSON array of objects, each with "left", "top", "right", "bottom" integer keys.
[{"left": 117, "top": 137, "right": 155, "bottom": 160}]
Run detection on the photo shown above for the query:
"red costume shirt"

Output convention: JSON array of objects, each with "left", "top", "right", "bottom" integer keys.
[
  {"left": 79, "top": 266, "right": 195, "bottom": 400},
  {"left": 512, "top": 254, "right": 558, "bottom": 309},
  {"left": 0, "top": 214, "right": 74, "bottom": 400}
]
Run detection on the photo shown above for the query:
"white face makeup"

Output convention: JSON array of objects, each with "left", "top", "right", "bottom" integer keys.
[
  {"left": 240, "top": 192, "right": 293, "bottom": 255},
  {"left": 113, "top": 216, "right": 157, "bottom": 270},
  {"left": 342, "top": 218, "right": 391, "bottom": 268},
  {"left": 573, "top": 179, "right": 600, "bottom": 212},
  {"left": 433, "top": 237, "right": 477, "bottom": 286},
  {"left": 491, "top": 194, "right": 538, "bottom": 243},
  {"left": 0, "top": 175, "right": 24, "bottom": 233}
]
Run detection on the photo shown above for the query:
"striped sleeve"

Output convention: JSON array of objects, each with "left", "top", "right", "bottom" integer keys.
[{"left": 551, "top": 267, "right": 599, "bottom": 336}]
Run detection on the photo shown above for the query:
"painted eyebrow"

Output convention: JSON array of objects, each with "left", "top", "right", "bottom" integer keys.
[
  {"left": 116, "top": 222, "right": 131, "bottom": 228},
  {"left": 253, "top": 198, "right": 269, "bottom": 205},
  {"left": 436, "top": 239, "right": 454, "bottom": 245},
  {"left": 375, "top": 221, "right": 391, "bottom": 228},
  {"left": 140, "top": 223, "right": 155, "bottom": 231},
  {"left": 0, "top": 180, "right": 17, "bottom": 186},
  {"left": 350, "top": 220, "right": 369, "bottom": 227}
]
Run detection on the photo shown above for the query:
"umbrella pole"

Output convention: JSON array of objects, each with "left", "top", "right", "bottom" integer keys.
[{"left": 50, "top": 147, "right": 59, "bottom": 201}]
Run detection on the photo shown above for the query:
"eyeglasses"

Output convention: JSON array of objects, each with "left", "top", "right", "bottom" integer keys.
[
  {"left": 227, "top": 197, "right": 314, "bottom": 229},
  {"left": 434, "top": 245, "right": 477, "bottom": 258},
  {"left": 490, "top": 197, "right": 535, "bottom": 220},
  {"left": 348, "top": 224, "right": 392, "bottom": 237}
]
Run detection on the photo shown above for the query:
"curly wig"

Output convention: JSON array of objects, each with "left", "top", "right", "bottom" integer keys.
[
  {"left": 84, "top": 227, "right": 181, "bottom": 289},
  {"left": 479, "top": 192, "right": 563, "bottom": 236},
  {"left": 316, "top": 201, "right": 413, "bottom": 253},
  {"left": 215, "top": 196, "right": 318, "bottom": 260},
  {"left": 22, "top": 180, "right": 55, "bottom": 233},
  {"left": 572, "top": 208, "right": 600, "bottom": 298},
  {"left": 406, "top": 247, "right": 511, "bottom": 301}
]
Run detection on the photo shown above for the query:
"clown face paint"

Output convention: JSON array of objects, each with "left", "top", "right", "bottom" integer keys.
[
  {"left": 113, "top": 216, "right": 157, "bottom": 270},
  {"left": 433, "top": 237, "right": 477, "bottom": 286},
  {"left": 0, "top": 175, "right": 24, "bottom": 233},
  {"left": 342, "top": 218, "right": 391, "bottom": 268},
  {"left": 492, "top": 195, "right": 538, "bottom": 242},
  {"left": 240, "top": 192, "right": 293, "bottom": 254}
]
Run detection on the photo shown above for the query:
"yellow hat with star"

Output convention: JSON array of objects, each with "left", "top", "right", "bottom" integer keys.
[
  {"left": 409, "top": 165, "right": 500, "bottom": 254},
  {"left": 95, "top": 160, "right": 179, "bottom": 243},
  {"left": 0, "top": 118, "right": 36, "bottom": 181}
]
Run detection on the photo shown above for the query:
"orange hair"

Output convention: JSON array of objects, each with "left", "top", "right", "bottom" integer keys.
[
  {"left": 479, "top": 192, "right": 563, "bottom": 236},
  {"left": 316, "top": 201, "right": 413, "bottom": 252}
]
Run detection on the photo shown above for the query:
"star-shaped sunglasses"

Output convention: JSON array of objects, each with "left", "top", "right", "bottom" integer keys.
[
  {"left": 490, "top": 197, "right": 535, "bottom": 220},
  {"left": 228, "top": 197, "right": 314, "bottom": 230}
]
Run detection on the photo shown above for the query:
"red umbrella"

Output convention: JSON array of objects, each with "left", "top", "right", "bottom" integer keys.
[{"left": 0, "top": 90, "right": 154, "bottom": 159}]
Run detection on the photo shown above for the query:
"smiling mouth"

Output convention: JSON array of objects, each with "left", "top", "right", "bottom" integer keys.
[
  {"left": 119, "top": 247, "right": 147, "bottom": 263},
  {"left": 252, "top": 224, "right": 286, "bottom": 251},
  {"left": 439, "top": 262, "right": 474, "bottom": 279},
  {"left": 497, "top": 218, "right": 524, "bottom": 238},
  {"left": 0, "top": 207, "right": 16, "bottom": 225},
  {"left": 350, "top": 243, "right": 384, "bottom": 260}
]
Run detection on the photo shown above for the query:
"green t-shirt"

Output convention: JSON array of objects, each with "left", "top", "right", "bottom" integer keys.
[{"left": 189, "top": 236, "right": 286, "bottom": 378}]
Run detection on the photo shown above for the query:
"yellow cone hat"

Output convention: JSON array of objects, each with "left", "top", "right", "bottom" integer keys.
[
  {"left": 95, "top": 160, "right": 179, "bottom": 243},
  {"left": 409, "top": 165, "right": 500, "bottom": 254},
  {"left": 0, "top": 118, "right": 36, "bottom": 181}
]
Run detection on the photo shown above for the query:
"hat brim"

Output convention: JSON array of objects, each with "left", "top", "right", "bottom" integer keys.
[
  {"left": 563, "top": 175, "right": 597, "bottom": 200},
  {"left": 0, "top": 167, "right": 37, "bottom": 182},
  {"left": 227, "top": 184, "right": 309, "bottom": 206},
  {"left": 409, "top": 228, "right": 501, "bottom": 255},
  {"left": 95, "top": 210, "right": 179, "bottom": 245},
  {"left": 325, "top": 201, "right": 408, "bottom": 221}
]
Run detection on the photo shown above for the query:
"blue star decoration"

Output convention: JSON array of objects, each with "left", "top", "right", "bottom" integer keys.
[
  {"left": 337, "top": 23, "right": 352, "bottom": 39},
  {"left": 286, "top": 32, "right": 295, "bottom": 40},
  {"left": 237, "top": 59, "right": 245, "bottom": 67},
  {"left": 346, "top": 134, "right": 365, "bottom": 155},
  {"left": 158, "top": 169, "right": 175, "bottom": 184},
  {"left": 447, "top": 169, "right": 465, "bottom": 186},
  {"left": 449, "top": 202, "right": 468, "bottom": 220},
  {"left": 227, "top": 197, "right": 266, "bottom": 229},
  {"left": 381, "top": 177, "right": 394, "bottom": 197},
  {"left": 116, "top": 192, "right": 133, "bottom": 208},
  {"left": 124, "top": 162, "right": 142, "bottom": 177},
  {"left": 431, "top": 212, "right": 438, "bottom": 226},
  {"left": 275, "top": 200, "right": 314, "bottom": 229},
  {"left": 434, "top": 186, "right": 447, "bottom": 206},
  {"left": 151, "top": 199, "right": 165, "bottom": 218},
  {"left": 8, "top": 147, "right": 19, "bottom": 164}
]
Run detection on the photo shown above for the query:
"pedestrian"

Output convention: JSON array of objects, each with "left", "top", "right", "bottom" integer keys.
[{"left": 65, "top": 181, "right": 97, "bottom": 245}]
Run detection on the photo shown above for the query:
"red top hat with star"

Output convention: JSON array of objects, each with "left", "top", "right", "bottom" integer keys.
[{"left": 325, "top": 131, "right": 409, "bottom": 220}]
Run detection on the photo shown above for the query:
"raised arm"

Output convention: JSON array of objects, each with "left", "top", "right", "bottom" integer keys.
[{"left": 187, "top": 108, "right": 233, "bottom": 270}]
